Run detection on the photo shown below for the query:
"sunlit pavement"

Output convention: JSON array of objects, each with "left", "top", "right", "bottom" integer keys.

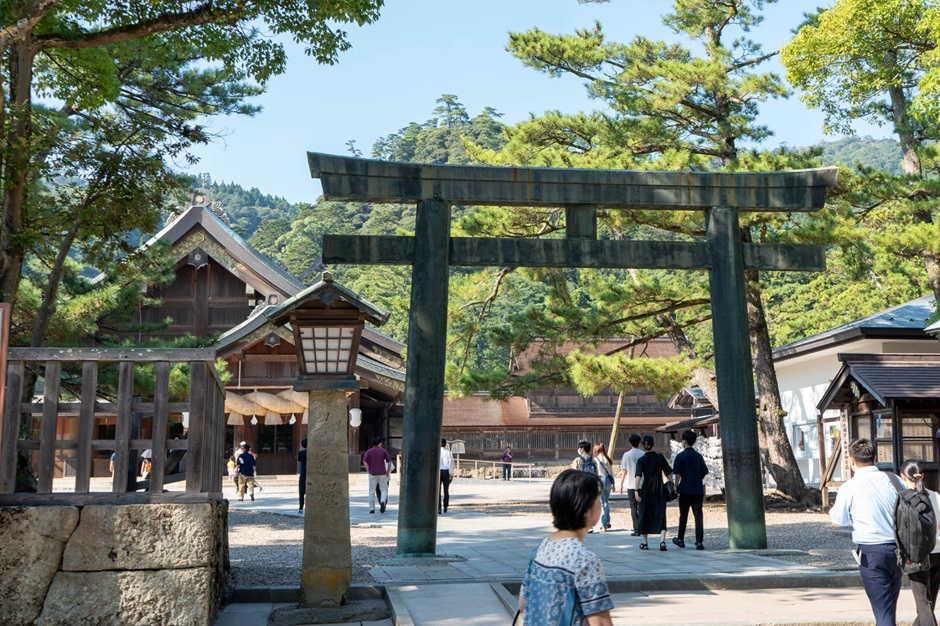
[{"left": 214, "top": 474, "right": 918, "bottom": 625}]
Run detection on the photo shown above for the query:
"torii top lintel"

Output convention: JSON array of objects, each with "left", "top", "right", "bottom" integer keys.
[{"left": 307, "top": 152, "right": 839, "bottom": 211}]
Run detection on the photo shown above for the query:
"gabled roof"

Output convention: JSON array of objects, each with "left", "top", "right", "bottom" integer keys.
[
  {"left": 817, "top": 353, "right": 940, "bottom": 410},
  {"left": 774, "top": 294, "right": 936, "bottom": 361},
  {"left": 142, "top": 204, "right": 304, "bottom": 297}
]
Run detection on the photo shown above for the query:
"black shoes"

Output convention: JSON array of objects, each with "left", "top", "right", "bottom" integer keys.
[
  {"left": 369, "top": 509, "right": 375, "bottom": 514},
  {"left": 696, "top": 542, "right": 705, "bottom": 550},
  {"left": 630, "top": 531, "right": 641, "bottom": 537},
  {"left": 672, "top": 538, "right": 685, "bottom": 548},
  {"left": 638, "top": 543, "right": 649, "bottom": 550},
  {"left": 380, "top": 501, "right": 386, "bottom": 513},
  {"left": 660, "top": 542, "right": 667, "bottom": 551}
]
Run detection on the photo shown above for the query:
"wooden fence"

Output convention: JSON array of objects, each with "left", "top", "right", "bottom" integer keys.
[{"left": 0, "top": 348, "right": 225, "bottom": 505}]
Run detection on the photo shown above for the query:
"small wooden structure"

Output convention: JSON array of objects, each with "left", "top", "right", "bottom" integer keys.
[{"left": 817, "top": 353, "right": 940, "bottom": 497}]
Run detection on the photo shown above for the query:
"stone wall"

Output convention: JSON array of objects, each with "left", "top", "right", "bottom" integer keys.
[{"left": 0, "top": 500, "right": 228, "bottom": 626}]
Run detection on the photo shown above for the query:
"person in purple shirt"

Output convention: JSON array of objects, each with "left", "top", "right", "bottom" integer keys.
[
  {"left": 502, "top": 446, "right": 513, "bottom": 481},
  {"left": 363, "top": 436, "right": 392, "bottom": 514}
]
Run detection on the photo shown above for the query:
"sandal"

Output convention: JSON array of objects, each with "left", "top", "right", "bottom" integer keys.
[
  {"left": 638, "top": 543, "right": 649, "bottom": 550},
  {"left": 660, "top": 542, "right": 668, "bottom": 551}
]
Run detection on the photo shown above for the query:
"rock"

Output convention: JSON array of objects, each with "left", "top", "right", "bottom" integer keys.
[
  {"left": 62, "top": 503, "right": 221, "bottom": 571},
  {"left": 0, "top": 506, "right": 79, "bottom": 626},
  {"left": 37, "top": 569, "right": 214, "bottom": 626}
]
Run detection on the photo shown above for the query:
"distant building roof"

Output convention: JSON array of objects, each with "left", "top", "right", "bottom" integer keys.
[
  {"left": 817, "top": 353, "right": 940, "bottom": 410},
  {"left": 656, "top": 414, "right": 720, "bottom": 433},
  {"left": 773, "top": 294, "right": 936, "bottom": 361}
]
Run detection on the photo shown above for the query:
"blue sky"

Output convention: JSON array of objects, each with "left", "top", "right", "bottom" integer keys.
[{"left": 186, "top": 0, "right": 890, "bottom": 204}]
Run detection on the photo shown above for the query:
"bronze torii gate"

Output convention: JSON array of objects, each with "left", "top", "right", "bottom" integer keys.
[{"left": 308, "top": 152, "right": 838, "bottom": 555}]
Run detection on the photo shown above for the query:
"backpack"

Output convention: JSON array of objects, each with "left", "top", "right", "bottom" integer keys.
[
  {"left": 578, "top": 456, "right": 596, "bottom": 474},
  {"left": 894, "top": 487, "right": 937, "bottom": 574}
]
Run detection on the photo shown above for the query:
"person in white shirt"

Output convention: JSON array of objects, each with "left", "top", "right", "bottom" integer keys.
[
  {"left": 899, "top": 459, "right": 940, "bottom": 626},
  {"left": 830, "top": 438, "right": 902, "bottom": 626},
  {"left": 439, "top": 438, "right": 456, "bottom": 514},
  {"left": 618, "top": 434, "right": 645, "bottom": 536}
]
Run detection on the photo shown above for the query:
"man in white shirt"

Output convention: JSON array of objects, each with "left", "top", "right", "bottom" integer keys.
[
  {"left": 439, "top": 438, "right": 456, "bottom": 514},
  {"left": 618, "top": 434, "right": 645, "bottom": 536},
  {"left": 830, "top": 438, "right": 902, "bottom": 626}
]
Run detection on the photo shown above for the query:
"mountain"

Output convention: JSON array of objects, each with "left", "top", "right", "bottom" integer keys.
[{"left": 814, "top": 136, "right": 903, "bottom": 176}]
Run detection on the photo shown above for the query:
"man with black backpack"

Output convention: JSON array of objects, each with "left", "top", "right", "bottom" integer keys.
[
  {"left": 571, "top": 441, "right": 596, "bottom": 474},
  {"left": 830, "top": 438, "right": 902, "bottom": 626}
]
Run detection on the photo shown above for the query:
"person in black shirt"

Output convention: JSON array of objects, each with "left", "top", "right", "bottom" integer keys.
[
  {"left": 236, "top": 443, "right": 257, "bottom": 501},
  {"left": 671, "top": 430, "right": 709, "bottom": 550}
]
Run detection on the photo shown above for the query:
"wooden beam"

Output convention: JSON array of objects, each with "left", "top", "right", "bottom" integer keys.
[
  {"left": 323, "top": 235, "right": 825, "bottom": 272},
  {"left": 7, "top": 348, "right": 217, "bottom": 362},
  {"left": 308, "top": 152, "right": 838, "bottom": 210}
]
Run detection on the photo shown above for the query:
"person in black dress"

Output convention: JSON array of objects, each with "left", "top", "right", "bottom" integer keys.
[{"left": 634, "top": 435, "right": 673, "bottom": 551}]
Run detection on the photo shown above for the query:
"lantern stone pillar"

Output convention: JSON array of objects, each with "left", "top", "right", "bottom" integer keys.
[{"left": 299, "top": 386, "right": 353, "bottom": 606}]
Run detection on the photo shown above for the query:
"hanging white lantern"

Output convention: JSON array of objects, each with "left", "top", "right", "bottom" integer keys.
[{"left": 349, "top": 407, "right": 362, "bottom": 428}]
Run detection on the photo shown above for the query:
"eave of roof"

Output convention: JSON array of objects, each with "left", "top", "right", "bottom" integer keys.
[{"left": 773, "top": 294, "right": 936, "bottom": 362}]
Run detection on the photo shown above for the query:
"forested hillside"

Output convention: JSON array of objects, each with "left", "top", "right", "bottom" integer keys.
[{"left": 816, "top": 136, "right": 904, "bottom": 175}]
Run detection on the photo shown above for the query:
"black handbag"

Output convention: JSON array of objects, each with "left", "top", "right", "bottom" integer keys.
[{"left": 663, "top": 480, "right": 677, "bottom": 502}]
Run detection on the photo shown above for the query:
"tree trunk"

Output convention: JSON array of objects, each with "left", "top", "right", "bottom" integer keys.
[
  {"left": 745, "top": 265, "right": 809, "bottom": 502},
  {"left": 30, "top": 218, "right": 81, "bottom": 346},
  {"left": 607, "top": 389, "right": 625, "bottom": 460},
  {"left": 1, "top": 36, "right": 35, "bottom": 306}
]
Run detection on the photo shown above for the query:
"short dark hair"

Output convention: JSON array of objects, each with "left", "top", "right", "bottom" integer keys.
[
  {"left": 681, "top": 430, "right": 697, "bottom": 446},
  {"left": 241, "top": 443, "right": 251, "bottom": 452},
  {"left": 641, "top": 435, "right": 654, "bottom": 451},
  {"left": 301, "top": 438, "right": 307, "bottom": 448},
  {"left": 629, "top": 434, "right": 641, "bottom": 448},
  {"left": 578, "top": 441, "right": 591, "bottom": 454},
  {"left": 441, "top": 437, "right": 447, "bottom": 446},
  {"left": 849, "top": 438, "right": 875, "bottom": 464},
  {"left": 372, "top": 436, "right": 385, "bottom": 446},
  {"left": 550, "top": 469, "right": 602, "bottom": 531}
]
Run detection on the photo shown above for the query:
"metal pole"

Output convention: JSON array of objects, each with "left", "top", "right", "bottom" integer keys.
[
  {"left": 706, "top": 207, "right": 768, "bottom": 549},
  {"left": 397, "top": 199, "right": 451, "bottom": 557}
]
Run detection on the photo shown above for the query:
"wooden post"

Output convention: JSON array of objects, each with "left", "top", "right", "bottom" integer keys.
[
  {"left": 397, "top": 199, "right": 451, "bottom": 557},
  {"left": 706, "top": 207, "right": 767, "bottom": 549},
  {"left": 75, "top": 361, "right": 98, "bottom": 493},
  {"left": 0, "top": 360, "right": 23, "bottom": 494}
]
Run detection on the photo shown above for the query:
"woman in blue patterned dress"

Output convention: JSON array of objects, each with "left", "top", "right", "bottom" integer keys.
[{"left": 519, "top": 469, "right": 614, "bottom": 626}]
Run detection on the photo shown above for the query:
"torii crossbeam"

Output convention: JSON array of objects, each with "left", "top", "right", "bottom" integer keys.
[{"left": 308, "top": 152, "right": 838, "bottom": 555}]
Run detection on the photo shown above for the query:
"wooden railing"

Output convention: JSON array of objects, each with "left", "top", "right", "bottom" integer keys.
[
  {"left": 0, "top": 348, "right": 225, "bottom": 503},
  {"left": 456, "top": 458, "right": 537, "bottom": 481}
]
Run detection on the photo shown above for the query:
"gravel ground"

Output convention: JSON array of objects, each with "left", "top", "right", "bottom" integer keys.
[{"left": 226, "top": 502, "right": 856, "bottom": 588}]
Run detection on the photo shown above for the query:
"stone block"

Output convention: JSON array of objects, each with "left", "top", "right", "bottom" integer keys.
[
  {"left": 62, "top": 503, "right": 222, "bottom": 571},
  {"left": 0, "top": 506, "right": 79, "bottom": 626},
  {"left": 37, "top": 568, "right": 213, "bottom": 626}
]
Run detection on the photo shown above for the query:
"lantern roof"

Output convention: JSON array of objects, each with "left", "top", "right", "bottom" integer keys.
[{"left": 264, "top": 271, "right": 389, "bottom": 328}]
